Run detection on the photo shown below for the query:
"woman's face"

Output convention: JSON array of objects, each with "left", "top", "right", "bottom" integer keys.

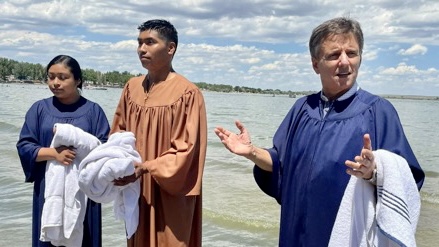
[{"left": 47, "top": 63, "right": 80, "bottom": 104}]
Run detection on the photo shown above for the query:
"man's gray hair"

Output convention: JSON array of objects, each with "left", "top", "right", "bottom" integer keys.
[{"left": 309, "top": 17, "right": 364, "bottom": 59}]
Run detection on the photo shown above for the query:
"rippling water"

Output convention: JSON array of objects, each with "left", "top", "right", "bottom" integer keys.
[{"left": 1, "top": 83, "right": 438, "bottom": 246}]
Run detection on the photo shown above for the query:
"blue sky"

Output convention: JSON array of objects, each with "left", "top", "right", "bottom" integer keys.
[{"left": 1, "top": 0, "right": 438, "bottom": 96}]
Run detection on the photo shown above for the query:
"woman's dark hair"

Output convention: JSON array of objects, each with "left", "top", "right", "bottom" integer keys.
[{"left": 46, "top": 55, "right": 83, "bottom": 89}]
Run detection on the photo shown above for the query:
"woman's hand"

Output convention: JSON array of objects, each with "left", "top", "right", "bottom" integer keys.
[{"left": 55, "top": 146, "right": 76, "bottom": 165}]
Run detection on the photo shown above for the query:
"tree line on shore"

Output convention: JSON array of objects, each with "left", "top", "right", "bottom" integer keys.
[
  {"left": 0, "top": 57, "right": 134, "bottom": 88},
  {"left": 0, "top": 56, "right": 315, "bottom": 96}
]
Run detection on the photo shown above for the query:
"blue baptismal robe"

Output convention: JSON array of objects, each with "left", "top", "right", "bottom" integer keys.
[
  {"left": 253, "top": 89, "right": 425, "bottom": 247},
  {"left": 16, "top": 96, "right": 110, "bottom": 247}
]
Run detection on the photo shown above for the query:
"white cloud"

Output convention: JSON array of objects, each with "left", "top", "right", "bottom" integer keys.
[
  {"left": 360, "top": 62, "right": 439, "bottom": 96},
  {"left": 0, "top": 0, "right": 438, "bottom": 95},
  {"left": 380, "top": 63, "right": 419, "bottom": 75},
  {"left": 240, "top": 58, "right": 261, "bottom": 64},
  {"left": 397, "top": 44, "right": 428, "bottom": 56},
  {"left": 362, "top": 50, "right": 378, "bottom": 61}
]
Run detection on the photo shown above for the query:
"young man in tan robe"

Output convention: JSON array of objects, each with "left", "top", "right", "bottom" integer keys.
[{"left": 111, "top": 19, "right": 207, "bottom": 247}]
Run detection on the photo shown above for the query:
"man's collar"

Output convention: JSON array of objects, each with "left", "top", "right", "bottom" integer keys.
[{"left": 320, "top": 82, "right": 359, "bottom": 102}]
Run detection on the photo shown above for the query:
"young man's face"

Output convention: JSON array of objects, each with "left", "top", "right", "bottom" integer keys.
[
  {"left": 311, "top": 33, "right": 362, "bottom": 100},
  {"left": 137, "top": 29, "right": 175, "bottom": 70}
]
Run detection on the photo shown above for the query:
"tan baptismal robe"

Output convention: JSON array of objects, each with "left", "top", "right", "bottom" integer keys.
[{"left": 111, "top": 74, "right": 207, "bottom": 247}]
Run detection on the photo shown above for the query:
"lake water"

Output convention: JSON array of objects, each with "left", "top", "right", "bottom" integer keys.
[{"left": 0, "top": 83, "right": 438, "bottom": 246}]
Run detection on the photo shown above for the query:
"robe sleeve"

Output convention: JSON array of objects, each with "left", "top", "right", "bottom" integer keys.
[
  {"left": 110, "top": 83, "right": 129, "bottom": 134},
  {"left": 16, "top": 102, "right": 45, "bottom": 182},
  {"left": 253, "top": 98, "right": 305, "bottom": 204},
  {"left": 145, "top": 89, "right": 207, "bottom": 196},
  {"left": 373, "top": 98, "right": 425, "bottom": 189},
  {"left": 91, "top": 103, "right": 110, "bottom": 143}
]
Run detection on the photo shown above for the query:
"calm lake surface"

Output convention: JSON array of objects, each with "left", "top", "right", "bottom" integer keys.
[{"left": 0, "top": 83, "right": 438, "bottom": 246}]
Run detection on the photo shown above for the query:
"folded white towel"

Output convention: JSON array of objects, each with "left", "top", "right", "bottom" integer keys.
[
  {"left": 78, "top": 131, "right": 141, "bottom": 238},
  {"left": 375, "top": 149, "right": 420, "bottom": 247},
  {"left": 40, "top": 123, "right": 101, "bottom": 247},
  {"left": 329, "top": 149, "right": 420, "bottom": 247}
]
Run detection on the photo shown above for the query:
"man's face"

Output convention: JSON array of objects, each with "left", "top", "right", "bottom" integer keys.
[
  {"left": 137, "top": 29, "right": 175, "bottom": 70},
  {"left": 312, "top": 33, "right": 361, "bottom": 100}
]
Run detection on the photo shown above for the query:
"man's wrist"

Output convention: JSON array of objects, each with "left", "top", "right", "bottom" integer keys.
[
  {"left": 364, "top": 168, "right": 377, "bottom": 185},
  {"left": 245, "top": 143, "right": 257, "bottom": 159}
]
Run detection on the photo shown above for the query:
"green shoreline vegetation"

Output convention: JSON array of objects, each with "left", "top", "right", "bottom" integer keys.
[{"left": 1, "top": 57, "right": 438, "bottom": 100}]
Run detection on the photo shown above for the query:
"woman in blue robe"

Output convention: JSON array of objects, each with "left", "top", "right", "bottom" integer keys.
[
  {"left": 16, "top": 55, "right": 110, "bottom": 247},
  {"left": 214, "top": 17, "right": 424, "bottom": 246}
]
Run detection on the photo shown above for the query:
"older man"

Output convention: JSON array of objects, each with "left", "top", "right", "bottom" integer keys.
[{"left": 214, "top": 17, "right": 424, "bottom": 246}]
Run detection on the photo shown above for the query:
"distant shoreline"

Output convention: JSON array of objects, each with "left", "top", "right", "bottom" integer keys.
[
  {"left": 1, "top": 81, "right": 438, "bottom": 101},
  {"left": 380, "top": 94, "right": 439, "bottom": 101}
]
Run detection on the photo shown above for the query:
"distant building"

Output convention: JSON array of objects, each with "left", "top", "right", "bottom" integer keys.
[{"left": 6, "top": 75, "right": 15, "bottom": 81}]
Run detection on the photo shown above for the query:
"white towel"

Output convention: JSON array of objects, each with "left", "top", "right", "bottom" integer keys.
[
  {"left": 78, "top": 131, "right": 141, "bottom": 238},
  {"left": 329, "top": 149, "right": 421, "bottom": 247},
  {"left": 328, "top": 176, "right": 376, "bottom": 247},
  {"left": 40, "top": 123, "right": 101, "bottom": 247}
]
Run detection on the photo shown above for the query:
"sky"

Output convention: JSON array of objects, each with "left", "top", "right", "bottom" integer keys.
[{"left": 1, "top": 0, "right": 438, "bottom": 96}]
